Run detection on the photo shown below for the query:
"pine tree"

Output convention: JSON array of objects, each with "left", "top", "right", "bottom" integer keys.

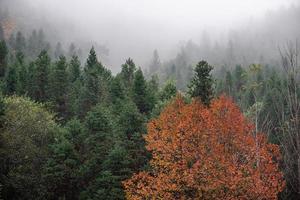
[
  {"left": 54, "top": 42, "right": 64, "bottom": 59},
  {"left": 15, "top": 31, "right": 26, "bottom": 53},
  {"left": 69, "top": 55, "right": 81, "bottom": 83},
  {"left": 148, "top": 49, "right": 161, "bottom": 75},
  {"left": 120, "top": 58, "right": 136, "bottom": 89},
  {"left": 4, "top": 65, "right": 17, "bottom": 95},
  {"left": 0, "top": 24, "right": 4, "bottom": 41},
  {"left": 0, "top": 40, "right": 8, "bottom": 78},
  {"left": 188, "top": 60, "right": 214, "bottom": 106},
  {"left": 50, "top": 55, "right": 69, "bottom": 119},
  {"left": 80, "top": 47, "right": 109, "bottom": 116},
  {"left": 34, "top": 50, "right": 50, "bottom": 102},
  {"left": 132, "top": 68, "right": 149, "bottom": 114},
  {"left": 16, "top": 52, "right": 27, "bottom": 95}
]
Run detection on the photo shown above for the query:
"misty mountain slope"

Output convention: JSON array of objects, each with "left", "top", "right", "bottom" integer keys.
[{"left": 148, "top": 3, "right": 300, "bottom": 90}]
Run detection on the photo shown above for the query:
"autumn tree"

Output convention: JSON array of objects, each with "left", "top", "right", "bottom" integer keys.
[{"left": 123, "top": 95, "right": 285, "bottom": 200}]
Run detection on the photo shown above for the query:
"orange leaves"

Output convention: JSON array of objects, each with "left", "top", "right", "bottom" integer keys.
[{"left": 123, "top": 95, "right": 285, "bottom": 199}]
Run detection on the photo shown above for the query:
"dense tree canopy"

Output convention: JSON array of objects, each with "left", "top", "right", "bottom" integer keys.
[{"left": 124, "top": 95, "right": 285, "bottom": 199}]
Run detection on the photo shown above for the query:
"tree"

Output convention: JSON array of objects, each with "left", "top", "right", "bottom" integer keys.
[
  {"left": 120, "top": 58, "right": 136, "bottom": 90},
  {"left": 4, "top": 65, "right": 17, "bottom": 95},
  {"left": 124, "top": 95, "right": 285, "bottom": 199},
  {"left": 148, "top": 50, "right": 161, "bottom": 75},
  {"left": 15, "top": 52, "right": 27, "bottom": 95},
  {"left": 0, "top": 24, "right": 4, "bottom": 41},
  {"left": 0, "top": 96, "right": 57, "bottom": 200},
  {"left": 132, "top": 68, "right": 149, "bottom": 114},
  {"left": 15, "top": 31, "right": 26, "bottom": 53},
  {"left": 34, "top": 50, "right": 51, "bottom": 102},
  {"left": 43, "top": 119, "right": 85, "bottom": 200},
  {"left": 80, "top": 47, "right": 110, "bottom": 116},
  {"left": 49, "top": 55, "right": 69, "bottom": 119},
  {"left": 69, "top": 55, "right": 81, "bottom": 83},
  {"left": 80, "top": 105, "right": 115, "bottom": 197},
  {"left": 188, "top": 60, "right": 214, "bottom": 106},
  {"left": 0, "top": 40, "right": 8, "bottom": 77},
  {"left": 54, "top": 42, "right": 64, "bottom": 59}
]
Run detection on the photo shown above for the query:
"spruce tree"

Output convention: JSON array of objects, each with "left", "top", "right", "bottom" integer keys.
[
  {"left": 4, "top": 65, "right": 17, "bottom": 95},
  {"left": 15, "top": 31, "right": 26, "bottom": 53},
  {"left": 34, "top": 50, "right": 50, "bottom": 102},
  {"left": 80, "top": 47, "right": 108, "bottom": 116},
  {"left": 16, "top": 52, "right": 27, "bottom": 95},
  {"left": 69, "top": 55, "right": 81, "bottom": 83},
  {"left": 0, "top": 24, "right": 4, "bottom": 41},
  {"left": 0, "top": 40, "right": 8, "bottom": 78},
  {"left": 132, "top": 68, "right": 149, "bottom": 114},
  {"left": 188, "top": 60, "right": 214, "bottom": 106},
  {"left": 50, "top": 56, "right": 68, "bottom": 119}
]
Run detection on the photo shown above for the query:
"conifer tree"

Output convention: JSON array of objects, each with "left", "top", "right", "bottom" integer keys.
[
  {"left": 50, "top": 55, "right": 69, "bottom": 119},
  {"left": 0, "top": 40, "right": 8, "bottom": 78},
  {"left": 34, "top": 50, "right": 50, "bottom": 102},
  {"left": 4, "top": 65, "right": 17, "bottom": 95},
  {"left": 15, "top": 31, "right": 26, "bottom": 53},
  {"left": 69, "top": 55, "right": 81, "bottom": 83},
  {"left": 0, "top": 25, "right": 4, "bottom": 41},
  {"left": 80, "top": 47, "right": 110, "bottom": 116},
  {"left": 132, "top": 68, "right": 149, "bottom": 114},
  {"left": 188, "top": 60, "right": 214, "bottom": 106},
  {"left": 16, "top": 52, "right": 27, "bottom": 95}
]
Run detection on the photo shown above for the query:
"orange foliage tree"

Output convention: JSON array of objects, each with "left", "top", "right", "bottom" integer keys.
[{"left": 123, "top": 95, "right": 285, "bottom": 199}]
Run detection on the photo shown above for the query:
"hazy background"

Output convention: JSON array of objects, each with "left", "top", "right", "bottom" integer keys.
[{"left": 1, "top": 0, "right": 300, "bottom": 71}]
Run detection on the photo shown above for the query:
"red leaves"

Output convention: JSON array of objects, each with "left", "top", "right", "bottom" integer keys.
[{"left": 123, "top": 95, "right": 285, "bottom": 199}]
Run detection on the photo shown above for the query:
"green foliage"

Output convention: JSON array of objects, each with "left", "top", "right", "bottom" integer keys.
[
  {"left": 0, "top": 40, "right": 8, "bottom": 78},
  {"left": 34, "top": 50, "right": 51, "bottom": 102},
  {"left": 132, "top": 68, "right": 150, "bottom": 114},
  {"left": 49, "top": 56, "right": 69, "bottom": 119},
  {"left": 0, "top": 96, "right": 57, "bottom": 200},
  {"left": 3, "top": 65, "right": 17, "bottom": 95},
  {"left": 188, "top": 60, "right": 214, "bottom": 106}
]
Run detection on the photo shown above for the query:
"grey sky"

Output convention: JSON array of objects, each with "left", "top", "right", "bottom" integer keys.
[{"left": 20, "top": 0, "right": 299, "bottom": 68}]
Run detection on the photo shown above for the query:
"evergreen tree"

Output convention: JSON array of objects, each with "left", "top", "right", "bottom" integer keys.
[
  {"left": 54, "top": 42, "right": 64, "bottom": 59},
  {"left": 148, "top": 49, "right": 161, "bottom": 75},
  {"left": 26, "top": 62, "right": 37, "bottom": 99},
  {"left": 188, "top": 60, "right": 214, "bottom": 106},
  {"left": 15, "top": 31, "right": 26, "bottom": 53},
  {"left": 69, "top": 55, "right": 81, "bottom": 83},
  {"left": 80, "top": 47, "right": 109, "bottom": 116},
  {"left": 120, "top": 58, "right": 136, "bottom": 89},
  {"left": 4, "top": 65, "right": 17, "bottom": 95},
  {"left": 0, "top": 24, "right": 4, "bottom": 41},
  {"left": 34, "top": 50, "right": 50, "bottom": 102},
  {"left": 132, "top": 68, "right": 149, "bottom": 114},
  {"left": 50, "top": 55, "right": 69, "bottom": 119},
  {"left": 0, "top": 40, "right": 8, "bottom": 78},
  {"left": 81, "top": 105, "right": 115, "bottom": 198},
  {"left": 68, "top": 43, "right": 77, "bottom": 58},
  {"left": 16, "top": 52, "right": 27, "bottom": 95}
]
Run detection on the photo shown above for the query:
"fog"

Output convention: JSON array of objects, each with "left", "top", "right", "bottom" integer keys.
[{"left": 1, "top": 0, "right": 299, "bottom": 71}]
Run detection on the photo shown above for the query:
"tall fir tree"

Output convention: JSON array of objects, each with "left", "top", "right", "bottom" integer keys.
[
  {"left": 4, "top": 65, "right": 17, "bottom": 95},
  {"left": 69, "top": 55, "right": 81, "bottom": 83},
  {"left": 188, "top": 60, "right": 214, "bottom": 106},
  {"left": 34, "top": 50, "right": 50, "bottom": 102},
  {"left": 15, "top": 31, "right": 26, "bottom": 53},
  {"left": 15, "top": 52, "right": 27, "bottom": 95},
  {"left": 50, "top": 55, "right": 69, "bottom": 119},
  {"left": 0, "top": 40, "right": 8, "bottom": 78},
  {"left": 132, "top": 68, "right": 150, "bottom": 114},
  {"left": 80, "top": 47, "right": 108, "bottom": 116}
]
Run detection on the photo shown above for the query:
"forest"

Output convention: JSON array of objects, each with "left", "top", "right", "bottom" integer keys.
[{"left": 1, "top": 0, "right": 300, "bottom": 200}]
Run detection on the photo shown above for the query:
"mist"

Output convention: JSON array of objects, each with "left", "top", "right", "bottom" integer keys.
[{"left": 1, "top": 0, "right": 299, "bottom": 71}]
